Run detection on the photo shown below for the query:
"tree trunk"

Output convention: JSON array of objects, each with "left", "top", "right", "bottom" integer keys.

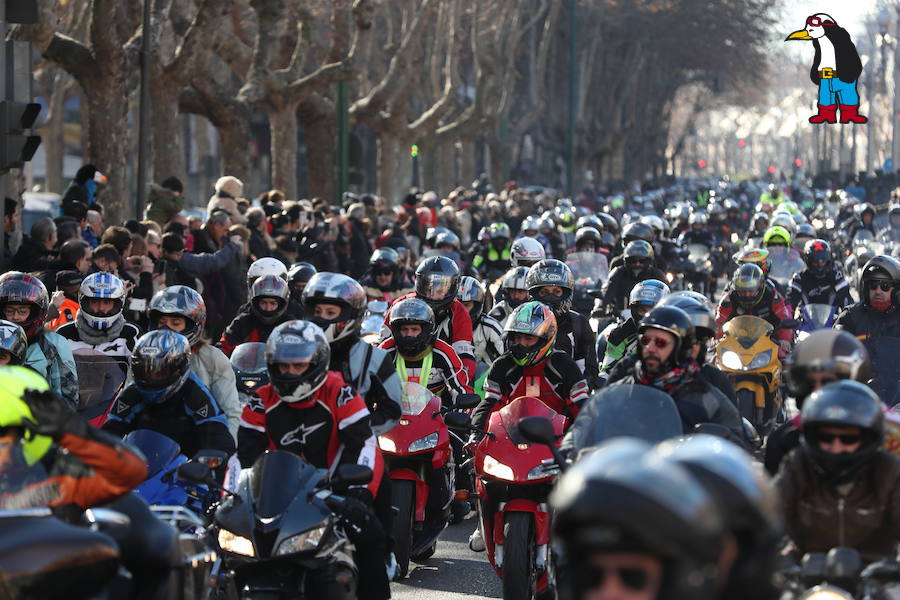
[
  {"left": 44, "top": 83, "right": 66, "bottom": 194},
  {"left": 84, "top": 76, "right": 130, "bottom": 222},
  {"left": 487, "top": 135, "right": 507, "bottom": 191},
  {"left": 377, "top": 131, "right": 409, "bottom": 204},
  {"left": 217, "top": 118, "right": 251, "bottom": 182},
  {"left": 268, "top": 104, "right": 299, "bottom": 199},
  {"left": 459, "top": 135, "right": 476, "bottom": 189},
  {"left": 297, "top": 97, "right": 335, "bottom": 202},
  {"left": 150, "top": 72, "right": 187, "bottom": 185}
]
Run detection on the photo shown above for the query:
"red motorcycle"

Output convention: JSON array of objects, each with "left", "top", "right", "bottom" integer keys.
[
  {"left": 377, "top": 382, "right": 478, "bottom": 578},
  {"left": 457, "top": 396, "right": 566, "bottom": 600}
]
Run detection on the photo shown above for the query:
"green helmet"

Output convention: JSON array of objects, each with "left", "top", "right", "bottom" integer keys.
[
  {"left": 763, "top": 226, "right": 791, "bottom": 247},
  {"left": 0, "top": 366, "right": 54, "bottom": 465}
]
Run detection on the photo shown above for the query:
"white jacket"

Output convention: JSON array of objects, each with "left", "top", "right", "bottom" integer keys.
[{"left": 190, "top": 344, "right": 241, "bottom": 438}]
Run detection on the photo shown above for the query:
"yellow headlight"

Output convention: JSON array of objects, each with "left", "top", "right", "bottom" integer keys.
[{"left": 217, "top": 529, "right": 255, "bottom": 557}]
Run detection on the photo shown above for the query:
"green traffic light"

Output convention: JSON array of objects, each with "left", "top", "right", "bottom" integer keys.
[{"left": 410, "top": 144, "right": 419, "bottom": 157}]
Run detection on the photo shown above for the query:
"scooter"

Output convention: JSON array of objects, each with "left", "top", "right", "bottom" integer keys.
[
  {"left": 451, "top": 396, "right": 567, "bottom": 600},
  {"left": 376, "top": 382, "right": 479, "bottom": 578}
]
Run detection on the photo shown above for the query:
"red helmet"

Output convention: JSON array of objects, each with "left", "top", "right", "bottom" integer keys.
[{"left": 0, "top": 272, "right": 49, "bottom": 342}]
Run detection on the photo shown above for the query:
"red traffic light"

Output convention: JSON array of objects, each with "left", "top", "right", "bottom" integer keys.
[
  {"left": 697, "top": 160, "right": 707, "bottom": 168},
  {"left": 738, "top": 139, "right": 747, "bottom": 148},
  {"left": 794, "top": 158, "right": 803, "bottom": 167},
  {"left": 767, "top": 165, "right": 776, "bottom": 174}
]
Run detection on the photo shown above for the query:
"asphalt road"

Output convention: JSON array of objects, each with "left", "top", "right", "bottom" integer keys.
[{"left": 390, "top": 519, "right": 501, "bottom": 600}]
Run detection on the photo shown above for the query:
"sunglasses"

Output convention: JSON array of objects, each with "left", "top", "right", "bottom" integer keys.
[
  {"left": 871, "top": 282, "right": 894, "bottom": 292},
  {"left": 584, "top": 565, "right": 653, "bottom": 591},
  {"left": 806, "top": 16, "right": 834, "bottom": 27},
  {"left": 374, "top": 270, "right": 393, "bottom": 276},
  {"left": 818, "top": 432, "right": 861, "bottom": 445},
  {"left": 640, "top": 336, "right": 671, "bottom": 349}
]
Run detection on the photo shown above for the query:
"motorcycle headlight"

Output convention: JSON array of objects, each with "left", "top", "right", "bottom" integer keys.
[
  {"left": 720, "top": 350, "right": 744, "bottom": 371},
  {"left": 275, "top": 524, "right": 328, "bottom": 556},
  {"left": 378, "top": 436, "right": 397, "bottom": 453},
  {"left": 218, "top": 529, "right": 255, "bottom": 557},
  {"left": 526, "top": 463, "right": 560, "bottom": 481},
  {"left": 408, "top": 432, "right": 439, "bottom": 453},
  {"left": 665, "top": 272, "right": 674, "bottom": 283},
  {"left": 362, "top": 333, "right": 381, "bottom": 345},
  {"left": 748, "top": 350, "right": 772, "bottom": 370},
  {"left": 482, "top": 454, "right": 515, "bottom": 481}
]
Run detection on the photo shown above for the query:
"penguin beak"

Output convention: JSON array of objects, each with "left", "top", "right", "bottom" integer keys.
[{"left": 785, "top": 29, "right": 813, "bottom": 41}]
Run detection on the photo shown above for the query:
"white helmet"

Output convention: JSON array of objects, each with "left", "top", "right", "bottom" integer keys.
[
  {"left": 247, "top": 257, "right": 288, "bottom": 291},
  {"left": 79, "top": 272, "right": 126, "bottom": 331},
  {"left": 510, "top": 237, "right": 546, "bottom": 268}
]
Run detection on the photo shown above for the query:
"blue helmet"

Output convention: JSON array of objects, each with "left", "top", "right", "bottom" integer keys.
[
  {"left": 129, "top": 330, "right": 192, "bottom": 404},
  {"left": 628, "top": 279, "right": 670, "bottom": 310}
]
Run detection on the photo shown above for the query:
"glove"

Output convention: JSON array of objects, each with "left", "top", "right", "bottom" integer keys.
[{"left": 20, "top": 388, "right": 83, "bottom": 440}]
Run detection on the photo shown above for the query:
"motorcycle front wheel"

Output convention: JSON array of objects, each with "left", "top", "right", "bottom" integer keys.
[
  {"left": 502, "top": 512, "right": 536, "bottom": 600},
  {"left": 391, "top": 480, "right": 415, "bottom": 579}
]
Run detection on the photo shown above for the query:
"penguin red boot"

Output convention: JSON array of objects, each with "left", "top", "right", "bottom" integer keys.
[
  {"left": 809, "top": 104, "right": 837, "bottom": 124},
  {"left": 839, "top": 104, "right": 868, "bottom": 124}
]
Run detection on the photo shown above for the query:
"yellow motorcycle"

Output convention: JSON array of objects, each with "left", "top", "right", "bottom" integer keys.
[{"left": 715, "top": 315, "right": 784, "bottom": 434}]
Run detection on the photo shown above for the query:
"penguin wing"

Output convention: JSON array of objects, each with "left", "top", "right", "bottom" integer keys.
[
  {"left": 830, "top": 28, "right": 863, "bottom": 83},
  {"left": 809, "top": 40, "right": 821, "bottom": 86}
]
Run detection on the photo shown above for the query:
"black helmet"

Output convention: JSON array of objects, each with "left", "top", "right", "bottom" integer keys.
[
  {"left": 795, "top": 223, "right": 816, "bottom": 240},
  {"left": 623, "top": 240, "right": 654, "bottom": 278},
  {"left": 434, "top": 230, "right": 460, "bottom": 251},
  {"left": 265, "top": 320, "right": 331, "bottom": 405},
  {"left": 301, "top": 272, "right": 367, "bottom": 344},
  {"left": 0, "top": 320, "right": 28, "bottom": 366},
  {"left": 250, "top": 275, "right": 290, "bottom": 325},
  {"left": 639, "top": 305, "right": 696, "bottom": 365},
  {"left": 657, "top": 295, "right": 716, "bottom": 342},
  {"left": 130, "top": 330, "right": 192, "bottom": 405},
  {"left": 552, "top": 438, "right": 724, "bottom": 600},
  {"left": 457, "top": 276, "right": 486, "bottom": 321},
  {"left": 622, "top": 221, "right": 654, "bottom": 244},
  {"left": 388, "top": 298, "right": 437, "bottom": 358},
  {"left": 230, "top": 342, "right": 268, "bottom": 395},
  {"left": 732, "top": 263, "right": 766, "bottom": 309},
  {"left": 596, "top": 212, "right": 619, "bottom": 235},
  {"left": 860, "top": 255, "right": 900, "bottom": 305},
  {"left": 802, "top": 239, "right": 832, "bottom": 278},
  {"left": 286, "top": 262, "right": 317, "bottom": 302},
  {"left": 800, "top": 380, "right": 884, "bottom": 484},
  {"left": 414, "top": 256, "right": 460, "bottom": 323},
  {"left": 525, "top": 259, "right": 574, "bottom": 317},
  {"left": 787, "top": 330, "right": 871, "bottom": 405},
  {"left": 574, "top": 226, "right": 602, "bottom": 251},
  {"left": 369, "top": 247, "right": 399, "bottom": 272},
  {"left": 425, "top": 226, "right": 450, "bottom": 248}
]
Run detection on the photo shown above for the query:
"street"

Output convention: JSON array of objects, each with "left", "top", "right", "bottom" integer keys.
[{"left": 392, "top": 520, "right": 501, "bottom": 600}]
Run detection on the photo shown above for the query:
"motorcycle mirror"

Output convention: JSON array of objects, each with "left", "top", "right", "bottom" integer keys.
[
  {"left": 455, "top": 393, "right": 481, "bottom": 410},
  {"left": 177, "top": 461, "right": 212, "bottom": 485},
  {"left": 517, "top": 416, "right": 556, "bottom": 446},
  {"left": 194, "top": 449, "right": 230, "bottom": 469},
  {"left": 444, "top": 411, "right": 473, "bottom": 430},
  {"left": 333, "top": 464, "right": 373, "bottom": 487}
]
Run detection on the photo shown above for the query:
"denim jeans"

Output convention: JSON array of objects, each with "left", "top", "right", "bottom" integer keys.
[{"left": 818, "top": 77, "right": 860, "bottom": 105}]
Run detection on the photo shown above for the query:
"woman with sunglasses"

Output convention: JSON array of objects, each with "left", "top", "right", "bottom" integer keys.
[{"left": 775, "top": 380, "right": 900, "bottom": 564}]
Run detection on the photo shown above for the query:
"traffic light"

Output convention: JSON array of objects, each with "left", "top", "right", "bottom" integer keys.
[
  {"left": 794, "top": 158, "right": 803, "bottom": 167},
  {"left": 738, "top": 139, "right": 747, "bottom": 149},
  {"left": 0, "top": 101, "right": 41, "bottom": 174},
  {"left": 697, "top": 159, "right": 707, "bottom": 168},
  {"left": 410, "top": 144, "right": 419, "bottom": 158},
  {"left": 767, "top": 165, "right": 776, "bottom": 174}
]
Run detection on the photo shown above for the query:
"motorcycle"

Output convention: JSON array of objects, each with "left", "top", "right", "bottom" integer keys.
[
  {"left": 566, "top": 251, "right": 609, "bottom": 316},
  {"left": 685, "top": 243, "right": 714, "bottom": 296},
  {"left": 768, "top": 246, "right": 806, "bottom": 294},
  {"left": 189, "top": 450, "right": 372, "bottom": 600},
  {"left": 231, "top": 342, "right": 269, "bottom": 406},
  {"left": 716, "top": 315, "right": 785, "bottom": 435},
  {"left": 376, "top": 382, "right": 479, "bottom": 578},
  {"left": 797, "top": 303, "right": 838, "bottom": 341},
  {"left": 72, "top": 348, "right": 125, "bottom": 426},
  {"left": 449, "top": 396, "right": 568, "bottom": 600},
  {"left": 361, "top": 300, "right": 389, "bottom": 345}
]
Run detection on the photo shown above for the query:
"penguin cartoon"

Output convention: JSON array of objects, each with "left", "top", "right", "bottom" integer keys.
[{"left": 785, "top": 13, "right": 867, "bottom": 125}]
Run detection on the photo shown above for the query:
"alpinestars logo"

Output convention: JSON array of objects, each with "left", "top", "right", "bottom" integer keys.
[{"left": 280, "top": 422, "right": 326, "bottom": 447}]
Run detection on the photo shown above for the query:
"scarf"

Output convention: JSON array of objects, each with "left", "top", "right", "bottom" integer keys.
[
  {"left": 75, "top": 310, "right": 125, "bottom": 346},
  {"left": 637, "top": 360, "right": 700, "bottom": 392}
]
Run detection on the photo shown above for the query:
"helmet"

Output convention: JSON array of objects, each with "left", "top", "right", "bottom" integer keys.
[
  {"left": 657, "top": 295, "right": 716, "bottom": 341},
  {"left": 794, "top": 223, "right": 816, "bottom": 241},
  {"left": 0, "top": 321, "right": 27, "bottom": 365},
  {"left": 732, "top": 263, "right": 766, "bottom": 308},
  {"left": 763, "top": 225, "right": 791, "bottom": 247},
  {"left": 574, "top": 227, "right": 602, "bottom": 251},
  {"left": 287, "top": 262, "right": 317, "bottom": 300},
  {"left": 551, "top": 438, "right": 724, "bottom": 600},
  {"left": 78, "top": 272, "right": 126, "bottom": 331},
  {"left": 0, "top": 272, "right": 49, "bottom": 342},
  {"left": 665, "top": 289, "right": 713, "bottom": 311},
  {"left": 623, "top": 240, "right": 654, "bottom": 277},
  {"left": 801, "top": 380, "right": 884, "bottom": 484},
  {"left": 503, "top": 301, "right": 556, "bottom": 366},
  {"left": 787, "top": 330, "right": 871, "bottom": 403},
  {"left": 688, "top": 212, "right": 708, "bottom": 227},
  {"left": 860, "top": 255, "right": 900, "bottom": 305},
  {"left": 510, "top": 237, "right": 546, "bottom": 268},
  {"left": 489, "top": 222, "right": 511, "bottom": 240},
  {"left": 576, "top": 215, "right": 604, "bottom": 231},
  {"left": 536, "top": 216, "right": 554, "bottom": 232},
  {"left": 890, "top": 204, "right": 900, "bottom": 225},
  {"left": 130, "top": 330, "right": 192, "bottom": 405},
  {"left": 301, "top": 273, "right": 367, "bottom": 344},
  {"left": 0, "top": 366, "right": 54, "bottom": 464},
  {"left": 752, "top": 212, "right": 769, "bottom": 227},
  {"left": 434, "top": 230, "right": 460, "bottom": 251},
  {"left": 856, "top": 202, "right": 875, "bottom": 219},
  {"left": 554, "top": 206, "right": 576, "bottom": 230},
  {"left": 639, "top": 305, "right": 696, "bottom": 365},
  {"left": 265, "top": 320, "right": 331, "bottom": 404},
  {"left": 388, "top": 298, "right": 437, "bottom": 358},
  {"left": 149, "top": 285, "right": 207, "bottom": 346},
  {"left": 501, "top": 267, "right": 530, "bottom": 309},
  {"left": 247, "top": 257, "right": 288, "bottom": 291},
  {"left": 802, "top": 239, "right": 832, "bottom": 277},
  {"left": 425, "top": 226, "right": 450, "bottom": 248},
  {"left": 640, "top": 215, "right": 666, "bottom": 238},
  {"left": 369, "top": 247, "right": 400, "bottom": 273},
  {"left": 622, "top": 221, "right": 654, "bottom": 244},
  {"left": 596, "top": 213, "right": 619, "bottom": 235},
  {"left": 520, "top": 215, "right": 541, "bottom": 235},
  {"left": 526, "top": 259, "right": 574, "bottom": 316},
  {"left": 230, "top": 342, "right": 268, "bottom": 395},
  {"left": 250, "top": 275, "right": 290, "bottom": 325},
  {"left": 457, "top": 276, "right": 486, "bottom": 321},
  {"left": 414, "top": 256, "right": 460, "bottom": 323},
  {"left": 733, "top": 247, "right": 770, "bottom": 276},
  {"left": 628, "top": 279, "right": 669, "bottom": 312}
]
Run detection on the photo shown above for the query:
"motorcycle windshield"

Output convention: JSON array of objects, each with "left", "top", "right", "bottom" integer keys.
[
  {"left": 230, "top": 342, "right": 267, "bottom": 373},
  {"left": 722, "top": 315, "right": 773, "bottom": 342},
  {"left": 500, "top": 396, "right": 563, "bottom": 444},
  {"left": 123, "top": 430, "right": 182, "bottom": 479},
  {"left": 566, "top": 252, "right": 609, "bottom": 286},
  {"left": 72, "top": 349, "right": 125, "bottom": 413},
  {"left": 367, "top": 300, "right": 389, "bottom": 314},
  {"left": 864, "top": 337, "right": 900, "bottom": 404},
  {"left": 687, "top": 244, "right": 710, "bottom": 263},
  {"left": 250, "top": 451, "right": 319, "bottom": 519},
  {"left": 768, "top": 247, "right": 805, "bottom": 286},
  {"left": 574, "top": 385, "right": 683, "bottom": 451},
  {"left": 400, "top": 382, "right": 433, "bottom": 416},
  {"left": 800, "top": 304, "right": 835, "bottom": 330}
]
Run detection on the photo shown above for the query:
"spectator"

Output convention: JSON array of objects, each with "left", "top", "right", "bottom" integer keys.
[
  {"left": 193, "top": 210, "right": 230, "bottom": 254},
  {"left": 46, "top": 270, "right": 84, "bottom": 330},
  {"left": 11, "top": 217, "right": 57, "bottom": 273},
  {"left": 40, "top": 239, "right": 91, "bottom": 293},
  {"left": 145, "top": 176, "right": 185, "bottom": 226},
  {"left": 83, "top": 210, "right": 103, "bottom": 248},
  {"left": 246, "top": 207, "right": 274, "bottom": 260},
  {"left": 54, "top": 217, "right": 80, "bottom": 246},
  {"left": 145, "top": 229, "right": 162, "bottom": 260},
  {"left": 207, "top": 175, "right": 247, "bottom": 225},
  {"left": 3, "top": 197, "right": 18, "bottom": 258},
  {"left": 100, "top": 225, "right": 133, "bottom": 258},
  {"left": 347, "top": 203, "right": 373, "bottom": 279},
  {"left": 91, "top": 244, "right": 123, "bottom": 274}
]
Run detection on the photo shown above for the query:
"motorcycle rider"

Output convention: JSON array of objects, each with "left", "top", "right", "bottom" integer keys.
[
  {"left": 517, "top": 216, "right": 553, "bottom": 258},
  {"left": 0, "top": 272, "right": 78, "bottom": 409},
  {"left": 219, "top": 274, "right": 294, "bottom": 356},
  {"left": 103, "top": 329, "right": 235, "bottom": 458},
  {"left": 775, "top": 380, "right": 900, "bottom": 563},
  {"left": 301, "top": 272, "right": 402, "bottom": 436},
  {"left": 527, "top": 259, "right": 599, "bottom": 389},
  {"left": 786, "top": 239, "right": 853, "bottom": 313},
  {"left": 509, "top": 236, "right": 546, "bottom": 269},
  {"left": 677, "top": 212, "right": 716, "bottom": 247},
  {"left": 847, "top": 202, "right": 878, "bottom": 240},
  {"left": 607, "top": 221, "right": 657, "bottom": 272},
  {"left": 56, "top": 271, "right": 142, "bottom": 374},
  {"left": 715, "top": 264, "right": 793, "bottom": 358},
  {"left": 600, "top": 279, "right": 669, "bottom": 381},
  {"left": 602, "top": 240, "right": 667, "bottom": 312},
  {"left": 457, "top": 276, "right": 504, "bottom": 365},
  {"left": 764, "top": 329, "right": 871, "bottom": 475},
  {"left": 835, "top": 255, "right": 900, "bottom": 339},
  {"left": 148, "top": 285, "right": 242, "bottom": 438},
  {"left": 286, "top": 261, "right": 317, "bottom": 306},
  {"left": 237, "top": 320, "right": 390, "bottom": 600},
  {"left": 360, "top": 247, "right": 414, "bottom": 303},
  {"left": 744, "top": 212, "right": 770, "bottom": 244},
  {"left": 246, "top": 256, "right": 288, "bottom": 292},
  {"left": 0, "top": 320, "right": 27, "bottom": 366},
  {"left": 878, "top": 204, "right": 900, "bottom": 244},
  {"left": 472, "top": 222, "right": 512, "bottom": 280},
  {"left": 488, "top": 266, "right": 530, "bottom": 326},
  {"left": 571, "top": 226, "right": 603, "bottom": 255}
]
